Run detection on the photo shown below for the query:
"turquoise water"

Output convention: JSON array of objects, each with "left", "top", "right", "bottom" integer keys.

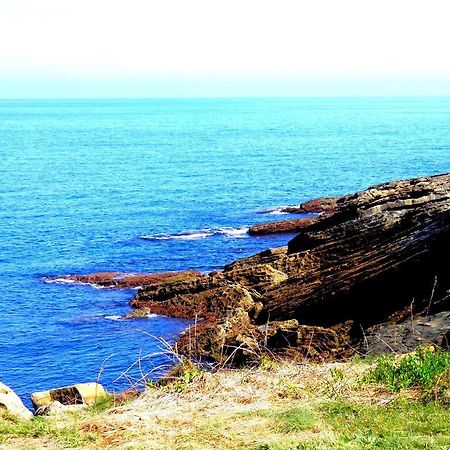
[{"left": 1, "top": 97, "right": 449, "bottom": 404}]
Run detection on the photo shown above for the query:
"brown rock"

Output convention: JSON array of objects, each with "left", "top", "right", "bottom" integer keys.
[
  {"left": 45, "top": 270, "right": 201, "bottom": 289},
  {"left": 251, "top": 196, "right": 340, "bottom": 235},
  {"left": 248, "top": 216, "right": 323, "bottom": 236},
  {"left": 291, "top": 196, "right": 341, "bottom": 214}
]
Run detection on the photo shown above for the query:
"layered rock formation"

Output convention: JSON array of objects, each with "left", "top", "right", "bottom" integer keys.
[{"left": 131, "top": 174, "right": 450, "bottom": 363}]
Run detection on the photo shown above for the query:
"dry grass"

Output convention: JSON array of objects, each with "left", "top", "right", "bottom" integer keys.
[
  {"left": 75, "top": 359, "right": 387, "bottom": 449},
  {"left": 4, "top": 357, "right": 443, "bottom": 450}
]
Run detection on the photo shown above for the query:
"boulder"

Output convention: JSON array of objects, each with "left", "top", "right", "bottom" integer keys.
[
  {"left": 0, "top": 382, "right": 33, "bottom": 420},
  {"left": 31, "top": 382, "right": 107, "bottom": 411}
]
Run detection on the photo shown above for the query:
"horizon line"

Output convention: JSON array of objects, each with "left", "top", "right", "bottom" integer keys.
[{"left": 1, "top": 94, "right": 450, "bottom": 101}]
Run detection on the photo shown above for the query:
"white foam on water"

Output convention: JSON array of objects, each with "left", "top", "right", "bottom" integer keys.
[
  {"left": 141, "top": 226, "right": 249, "bottom": 241},
  {"left": 43, "top": 277, "right": 108, "bottom": 289},
  {"left": 104, "top": 315, "right": 123, "bottom": 321}
]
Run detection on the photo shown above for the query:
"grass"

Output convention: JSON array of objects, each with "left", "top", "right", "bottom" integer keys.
[
  {"left": 0, "top": 412, "right": 99, "bottom": 448},
  {"left": 365, "top": 346, "right": 450, "bottom": 401},
  {"left": 4, "top": 352, "right": 450, "bottom": 449}
]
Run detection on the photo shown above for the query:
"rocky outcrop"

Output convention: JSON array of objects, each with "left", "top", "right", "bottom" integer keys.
[
  {"left": 45, "top": 270, "right": 201, "bottom": 289},
  {"left": 251, "top": 196, "right": 340, "bottom": 235},
  {"left": 131, "top": 174, "right": 450, "bottom": 363},
  {"left": 0, "top": 382, "right": 33, "bottom": 420}
]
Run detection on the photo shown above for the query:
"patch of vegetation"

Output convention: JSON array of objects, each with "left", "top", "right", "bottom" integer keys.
[
  {"left": 88, "top": 393, "right": 115, "bottom": 412},
  {"left": 365, "top": 347, "right": 450, "bottom": 401},
  {"left": 259, "top": 356, "right": 280, "bottom": 371},
  {"left": 255, "top": 407, "right": 316, "bottom": 434},
  {"left": 0, "top": 413, "right": 98, "bottom": 447},
  {"left": 168, "top": 359, "right": 202, "bottom": 392},
  {"left": 321, "top": 399, "right": 450, "bottom": 449}
]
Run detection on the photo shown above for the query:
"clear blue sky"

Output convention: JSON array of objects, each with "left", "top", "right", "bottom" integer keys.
[{"left": 1, "top": 0, "right": 450, "bottom": 98}]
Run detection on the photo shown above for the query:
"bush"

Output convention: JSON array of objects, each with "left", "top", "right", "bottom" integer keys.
[{"left": 366, "top": 347, "right": 450, "bottom": 401}]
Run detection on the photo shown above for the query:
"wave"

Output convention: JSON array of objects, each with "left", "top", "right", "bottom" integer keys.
[
  {"left": 141, "top": 226, "right": 249, "bottom": 241},
  {"left": 104, "top": 313, "right": 159, "bottom": 321},
  {"left": 257, "top": 206, "right": 291, "bottom": 215},
  {"left": 103, "top": 315, "right": 123, "bottom": 321},
  {"left": 43, "top": 277, "right": 111, "bottom": 290}
]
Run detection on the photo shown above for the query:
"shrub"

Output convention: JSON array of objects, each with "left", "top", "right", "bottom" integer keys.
[{"left": 365, "top": 346, "right": 450, "bottom": 401}]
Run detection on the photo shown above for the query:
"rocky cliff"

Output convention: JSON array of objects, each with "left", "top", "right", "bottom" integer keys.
[{"left": 131, "top": 174, "right": 450, "bottom": 363}]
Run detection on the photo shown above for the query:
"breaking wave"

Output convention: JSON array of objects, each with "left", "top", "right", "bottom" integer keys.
[
  {"left": 43, "top": 277, "right": 110, "bottom": 290},
  {"left": 141, "top": 227, "right": 249, "bottom": 241}
]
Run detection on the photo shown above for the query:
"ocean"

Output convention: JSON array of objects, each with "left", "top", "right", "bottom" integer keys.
[{"left": 1, "top": 97, "right": 449, "bottom": 405}]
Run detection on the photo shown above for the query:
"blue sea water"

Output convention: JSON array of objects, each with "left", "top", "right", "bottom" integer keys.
[{"left": 1, "top": 97, "right": 449, "bottom": 405}]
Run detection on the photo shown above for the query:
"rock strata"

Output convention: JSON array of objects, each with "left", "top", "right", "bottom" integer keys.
[{"left": 131, "top": 174, "right": 450, "bottom": 363}]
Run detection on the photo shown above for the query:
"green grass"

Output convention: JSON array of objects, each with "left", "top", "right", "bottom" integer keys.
[
  {"left": 321, "top": 399, "right": 450, "bottom": 449},
  {"left": 249, "top": 400, "right": 450, "bottom": 450},
  {"left": 365, "top": 347, "right": 450, "bottom": 400},
  {"left": 255, "top": 407, "right": 317, "bottom": 433},
  {"left": 0, "top": 412, "right": 99, "bottom": 448}
]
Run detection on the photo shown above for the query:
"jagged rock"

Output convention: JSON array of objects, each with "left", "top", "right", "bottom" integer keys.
[
  {"left": 129, "top": 174, "right": 450, "bottom": 363},
  {"left": 0, "top": 382, "right": 33, "bottom": 420},
  {"left": 132, "top": 274, "right": 256, "bottom": 320},
  {"left": 295, "top": 325, "right": 340, "bottom": 357},
  {"left": 31, "top": 382, "right": 107, "bottom": 411},
  {"left": 362, "top": 311, "right": 450, "bottom": 354},
  {"left": 222, "top": 264, "right": 288, "bottom": 293},
  {"left": 177, "top": 308, "right": 255, "bottom": 363}
]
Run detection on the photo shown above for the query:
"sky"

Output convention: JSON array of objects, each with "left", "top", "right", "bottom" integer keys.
[{"left": 1, "top": 0, "right": 450, "bottom": 98}]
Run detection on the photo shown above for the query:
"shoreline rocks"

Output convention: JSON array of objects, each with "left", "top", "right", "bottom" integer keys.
[{"left": 130, "top": 173, "right": 450, "bottom": 364}]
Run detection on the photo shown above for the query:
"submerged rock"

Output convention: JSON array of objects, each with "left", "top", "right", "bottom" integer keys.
[
  {"left": 130, "top": 173, "right": 450, "bottom": 363},
  {"left": 248, "top": 216, "right": 322, "bottom": 236},
  {"left": 45, "top": 270, "right": 201, "bottom": 289},
  {"left": 0, "top": 382, "right": 33, "bottom": 420}
]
